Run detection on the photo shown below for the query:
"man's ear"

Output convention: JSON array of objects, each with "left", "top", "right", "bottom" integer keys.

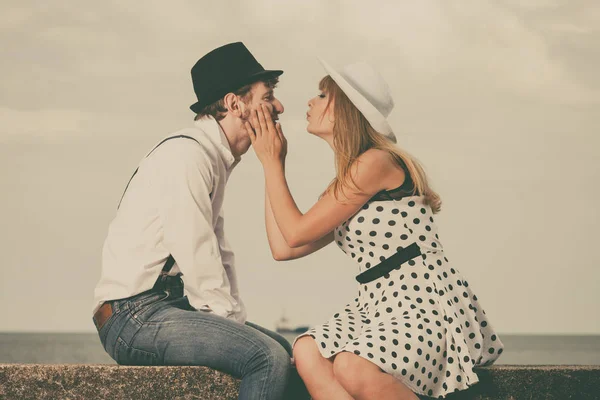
[{"left": 223, "top": 93, "right": 243, "bottom": 118}]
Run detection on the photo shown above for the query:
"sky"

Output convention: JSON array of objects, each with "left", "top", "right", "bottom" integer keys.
[{"left": 0, "top": 0, "right": 599, "bottom": 334}]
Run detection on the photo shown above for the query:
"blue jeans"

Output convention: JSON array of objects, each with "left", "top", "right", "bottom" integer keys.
[{"left": 94, "top": 275, "right": 308, "bottom": 400}]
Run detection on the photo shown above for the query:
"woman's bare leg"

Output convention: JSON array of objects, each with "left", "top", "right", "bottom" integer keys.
[
  {"left": 293, "top": 337, "right": 354, "bottom": 400},
  {"left": 333, "top": 351, "right": 420, "bottom": 400}
]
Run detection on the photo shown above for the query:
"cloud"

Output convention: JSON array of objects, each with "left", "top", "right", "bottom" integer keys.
[
  {"left": 443, "top": 2, "right": 586, "bottom": 102},
  {"left": 0, "top": 106, "right": 163, "bottom": 143},
  {"left": 0, "top": 0, "right": 598, "bottom": 143},
  {"left": 0, "top": 107, "right": 94, "bottom": 141},
  {"left": 311, "top": 1, "right": 598, "bottom": 106}
]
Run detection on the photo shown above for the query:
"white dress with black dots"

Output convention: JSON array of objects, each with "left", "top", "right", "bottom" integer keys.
[{"left": 294, "top": 194, "right": 504, "bottom": 399}]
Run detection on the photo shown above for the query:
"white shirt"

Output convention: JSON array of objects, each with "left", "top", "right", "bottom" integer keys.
[{"left": 93, "top": 117, "right": 247, "bottom": 323}]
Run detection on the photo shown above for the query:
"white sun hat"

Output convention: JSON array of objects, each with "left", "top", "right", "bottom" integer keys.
[{"left": 318, "top": 58, "right": 397, "bottom": 143}]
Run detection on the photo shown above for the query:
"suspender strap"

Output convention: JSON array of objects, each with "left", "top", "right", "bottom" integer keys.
[
  {"left": 117, "top": 135, "right": 201, "bottom": 210},
  {"left": 152, "top": 255, "right": 177, "bottom": 290},
  {"left": 117, "top": 134, "right": 201, "bottom": 282}
]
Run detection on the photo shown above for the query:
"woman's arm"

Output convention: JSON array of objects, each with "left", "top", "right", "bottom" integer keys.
[
  {"left": 263, "top": 152, "right": 390, "bottom": 248},
  {"left": 265, "top": 186, "right": 334, "bottom": 260},
  {"left": 247, "top": 105, "right": 400, "bottom": 248}
]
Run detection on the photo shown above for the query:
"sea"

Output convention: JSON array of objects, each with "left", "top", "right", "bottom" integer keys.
[{"left": 1, "top": 333, "right": 599, "bottom": 365}]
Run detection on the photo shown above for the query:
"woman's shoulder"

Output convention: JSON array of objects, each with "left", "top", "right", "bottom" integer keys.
[
  {"left": 348, "top": 149, "right": 403, "bottom": 195},
  {"left": 357, "top": 147, "right": 390, "bottom": 161},
  {"left": 354, "top": 148, "right": 398, "bottom": 172}
]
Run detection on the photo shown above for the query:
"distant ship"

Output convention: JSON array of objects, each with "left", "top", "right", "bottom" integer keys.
[{"left": 275, "top": 311, "right": 309, "bottom": 334}]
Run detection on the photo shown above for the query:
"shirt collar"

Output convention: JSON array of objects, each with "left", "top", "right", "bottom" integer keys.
[{"left": 193, "top": 116, "right": 237, "bottom": 170}]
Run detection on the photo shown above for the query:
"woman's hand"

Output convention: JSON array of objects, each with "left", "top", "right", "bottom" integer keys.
[{"left": 245, "top": 104, "right": 287, "bottom": 167}]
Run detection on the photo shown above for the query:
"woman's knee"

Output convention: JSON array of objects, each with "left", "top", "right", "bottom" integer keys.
[
  {"left": 332, "top": 352, "right": 370, "bottom": 395},
  {"left": 292, "top": 336, "right": 321, "bottom": 371}
]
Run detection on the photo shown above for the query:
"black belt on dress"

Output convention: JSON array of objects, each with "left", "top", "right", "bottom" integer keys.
[{"left": 355, "top": 242, "right": 422, "bottom": 284}]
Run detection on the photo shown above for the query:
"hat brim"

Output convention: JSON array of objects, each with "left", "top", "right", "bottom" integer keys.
[
  {"left": 318, "top": 58, "right": 396, "bottom": 143},
  {"left": 190, "top": 69, "right": 283, "bottom": 113}
]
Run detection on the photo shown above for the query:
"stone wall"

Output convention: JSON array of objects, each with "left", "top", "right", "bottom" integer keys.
[{"left": 1, "top": 364, "right": 599, "bottom": 399}]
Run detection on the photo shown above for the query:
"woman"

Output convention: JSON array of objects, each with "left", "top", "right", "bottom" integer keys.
[{"left": 245, "top": 59, "right": 504, "bottom": 400}]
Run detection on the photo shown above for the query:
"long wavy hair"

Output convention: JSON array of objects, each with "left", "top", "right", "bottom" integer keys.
[{"left": 319, "top": 75, "right": 442, "bottom": 214}]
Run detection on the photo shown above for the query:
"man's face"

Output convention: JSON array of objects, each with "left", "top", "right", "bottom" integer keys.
[
  {"left": 241, "top": 81, "right": 284, "bottom": 122},
  {"left": 237, "top": 81, "right": 284, "bottom": 155}
]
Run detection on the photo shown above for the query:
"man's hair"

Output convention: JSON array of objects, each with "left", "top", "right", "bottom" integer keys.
[{"left": 194, "top": 76, "right": 279, "bottom": 121}]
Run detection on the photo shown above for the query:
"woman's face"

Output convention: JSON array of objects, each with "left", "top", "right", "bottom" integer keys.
[{"left": 306, "top": 89, "right": 335, "bottom": 138}]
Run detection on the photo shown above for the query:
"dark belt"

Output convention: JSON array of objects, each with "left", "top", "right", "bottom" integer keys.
[
  {"left": 355, "top": 242, "right": 422, "bottom": 284},
  {"left": 94, "top": 256, "right": 177, "bottom": 331}
]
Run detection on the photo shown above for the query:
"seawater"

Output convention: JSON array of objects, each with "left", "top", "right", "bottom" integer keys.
[{"left": 1, "top": 333, "right": 599, "bottom": 365}]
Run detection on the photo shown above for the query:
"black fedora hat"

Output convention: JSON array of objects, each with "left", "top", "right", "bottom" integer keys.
[{"left": 189, "top": 42, "right": 283, "bottom": 113}]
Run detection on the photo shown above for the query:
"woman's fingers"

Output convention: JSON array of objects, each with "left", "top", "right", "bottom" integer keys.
[
  {"left": 261, "top": 104, "right": 278, "bottom": 134},
  {"left": 275, "top": 122, "right": 284, "bottom": 140},
  {"left": 256, "top": 107, "right": 269, "bottom": 137},
  {"left": 251, "top": 110, "right": 262, "bottom": 139}
]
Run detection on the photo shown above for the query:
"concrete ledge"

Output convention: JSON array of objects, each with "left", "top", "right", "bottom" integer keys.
[
  {"left": 1, "top": 364, "right": 599, "bottom": 399},
  {"left": 444, "top": 365, "right": 600, "bottom": 400}
]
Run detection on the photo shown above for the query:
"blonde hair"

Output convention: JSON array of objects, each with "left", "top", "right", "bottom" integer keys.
[{"left": 320, "top": 75, "right": 442, "bottom": 213}]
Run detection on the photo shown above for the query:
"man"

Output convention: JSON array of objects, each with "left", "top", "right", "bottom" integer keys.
[{"left": 93, "top": 42, "right": 306, "bottom": 400}]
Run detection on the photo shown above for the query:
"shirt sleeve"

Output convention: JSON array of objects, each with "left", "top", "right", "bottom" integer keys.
[
  {"left": 150, "top": 140, "right": 239, "bottom": 317},
  {"left": 214, "top": 209, "right": 247, "bottom": 321}
]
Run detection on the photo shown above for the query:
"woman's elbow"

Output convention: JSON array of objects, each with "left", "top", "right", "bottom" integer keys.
[
  {"left": 267, "top": 239, "right": 292, "bottom": 261},
  {"left": 271, "top": 249, "right": 292, "bottom": 261},
  {"left": 286, "top": 236, "right": 306, "bottom": 249}
]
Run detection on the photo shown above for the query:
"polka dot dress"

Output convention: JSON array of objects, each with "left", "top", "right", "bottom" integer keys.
[{"left": 294, "top": 195, "right": 504, "bottom": 398}]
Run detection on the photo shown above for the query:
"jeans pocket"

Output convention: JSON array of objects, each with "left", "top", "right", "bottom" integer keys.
[
  {"left": 132, "top": 291, "right": 167, "bottom": 309},
  {"left": 114, "top": 337, "right": 159, "bottom": 366},
  {"left": 130, "top": 291, "right": 170, "bottom": 321}
]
